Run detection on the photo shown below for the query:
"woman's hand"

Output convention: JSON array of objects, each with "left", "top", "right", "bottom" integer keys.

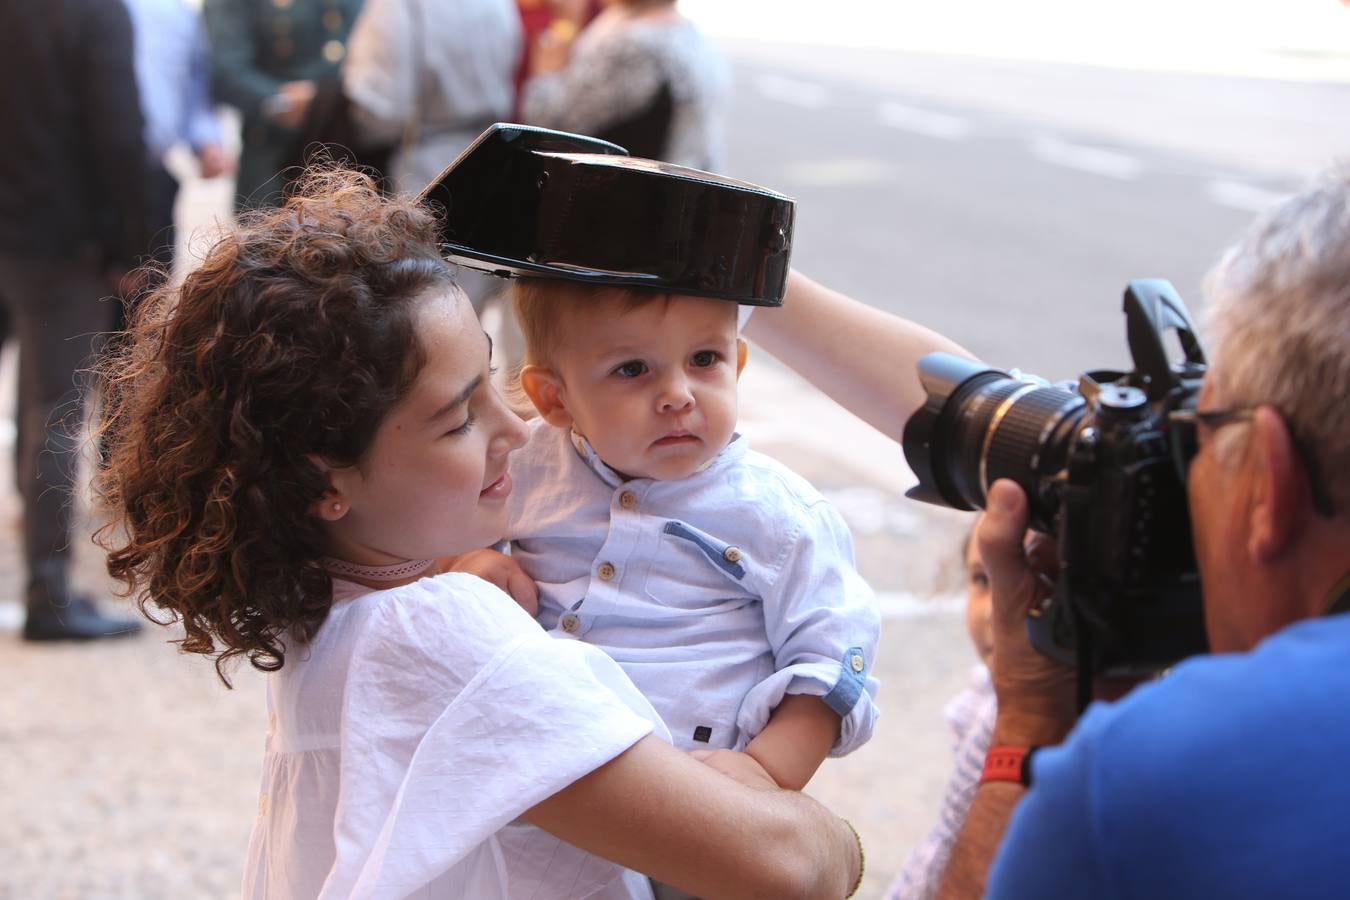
[
  {"left": 530, "top": 20, "right": 576, "bottom": 76},
  {"left": 441, "top": 549, "right": 540, "bottom": 616},
  {"left": 689, "top": 748, "right": 780, "bottom": 791},
  {"left": 979, "top": 479, "right": 1078, "bottom": 747}
]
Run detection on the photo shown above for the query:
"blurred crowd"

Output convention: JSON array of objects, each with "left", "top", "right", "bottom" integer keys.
[{"left": 0, "top": 0, "right": 728, "bottom": 644}]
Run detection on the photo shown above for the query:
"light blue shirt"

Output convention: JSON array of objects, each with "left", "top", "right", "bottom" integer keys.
[
  {"left": 507, "top": 418, "right": 881, "bottom": 755},
  {"left": 124, "top": 0, "right": 221, "bottom": 159}
]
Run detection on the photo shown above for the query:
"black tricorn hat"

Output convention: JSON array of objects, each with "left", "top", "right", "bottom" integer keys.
[{"left": 418, "top": 123, "right": 796, "bottom": 306}]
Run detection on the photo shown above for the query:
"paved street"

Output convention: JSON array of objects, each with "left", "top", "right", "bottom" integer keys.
[{"left": 3, "top": 19, "right": 1348, "bottom": 897}]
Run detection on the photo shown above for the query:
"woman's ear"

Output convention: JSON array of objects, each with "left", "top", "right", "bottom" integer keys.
[
  {"left": 520, "top": 365, "right": 574, "bottom": 428},
  {"left": 736, "top": 338, "right": 749, "bottom": 377},
  {"left": 306, "top": 454, "right": 351, "bottom": 522}
]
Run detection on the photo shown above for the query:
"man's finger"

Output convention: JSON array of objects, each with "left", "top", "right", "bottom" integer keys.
[{"left": 978, "top": 479, "right": 1032, "bottom": 611}]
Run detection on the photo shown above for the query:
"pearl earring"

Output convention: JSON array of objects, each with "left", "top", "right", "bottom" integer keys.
[{"left": 332, "top": 502, "right": 342, "bottom": 513}]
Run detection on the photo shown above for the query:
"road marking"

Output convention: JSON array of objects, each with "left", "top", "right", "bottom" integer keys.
[
  {"left": 753, "top": 73, "right": 830, "bottom": 109},
  {"left": 822, "top": 484, "right": 926, "bottom": 535},
  {"left": 1029, "top": 136, "right": 1142, "bottom": 180},
  {"left": 876, "top": 590, "right": 964, "bottom": 619},
  {"left": 877, "top": 101, "right": 973, "bottom": 139},
  {"left": 1208, "top": 180, "right": 1291, "bottom": 213},
  {"left": 0, "top": 600, "right": 20, "bottom": 631},
  {"left": 777, "top": 157, "right": 896, "bottom": 187}
]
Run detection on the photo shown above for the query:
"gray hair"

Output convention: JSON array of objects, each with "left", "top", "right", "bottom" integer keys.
[{"left": 1202, "top": 166, "right": 1350, "bottom": 513}]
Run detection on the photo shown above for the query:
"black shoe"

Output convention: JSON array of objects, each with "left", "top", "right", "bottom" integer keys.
[{"left": 22, "top": 596, "right": 143, "bottom": 642}]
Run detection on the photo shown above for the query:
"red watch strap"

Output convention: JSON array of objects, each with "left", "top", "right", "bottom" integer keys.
[{"left": 980, "top": 745, "right": 1040, "bottom": 786}]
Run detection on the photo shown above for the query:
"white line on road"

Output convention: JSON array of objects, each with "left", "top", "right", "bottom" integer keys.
[
  {"left": 753, "top": 73, "right": 830, "bottom": 109},
  {"left": 0, "top": 600, "right": 21, "bottom": 631},
  {"left": 877, "top": 101, "right": 973, "bottom": 140},
  {"left": 777, "top": 157, "right": 896, "bottom": 187},
  {"left": 876, "top": 590, "right": 964, "bottom": 619},
  {"left": 1207, "top": 180, "right": 1291, "bottom": 213},
  {"left": 1029, "top": 136, "right": 1142, "bottom": 180}
]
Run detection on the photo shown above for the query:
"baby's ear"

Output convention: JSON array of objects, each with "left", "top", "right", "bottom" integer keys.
[
  {"left": 736, "top": 338, "right": 749, "bottom": 377},
  {"left": 520, "top": 365, "right": 574, "bottom": 428}
]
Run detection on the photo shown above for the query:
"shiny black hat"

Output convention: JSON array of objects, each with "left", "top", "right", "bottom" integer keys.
[{"left": 418, "top": 123, "right": 796, "bottom": 306}]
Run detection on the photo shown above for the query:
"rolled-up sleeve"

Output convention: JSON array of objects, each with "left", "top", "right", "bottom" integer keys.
[{"left": 735, "top": 501, "right": 880, "bottom": 756}]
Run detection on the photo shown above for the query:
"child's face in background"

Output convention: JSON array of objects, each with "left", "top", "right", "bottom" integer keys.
[
  {"left": 323, "top": 287, "right": 529, "bottom": 563},
  {"left": 549, "top": 293, "right": 745, "bottom": 480},
  {"left": 964, "top": 527, "right": 994, "bottom": 666}
]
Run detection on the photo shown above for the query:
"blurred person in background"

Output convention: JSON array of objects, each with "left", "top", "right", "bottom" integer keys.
[
  {"left": 343, "top": 0, "right": 521, "bottom": 196},
  {"left": 204, "top": 0, "right": 363, "bottom": 209},
  {"left": 343, "top": 0, "right": 524, "bottom": 364},
  {"left": 123, "top": 0, "right": 235, "bottom": 312},
  {"left": 520, "top": 0, "right": 728, "bottom": 169},
  {"left": 511, "top": 0, "right": 600, "bottom": 116},
  {"left": 0, "top": 0, "right": 149, "bottom": 641}
]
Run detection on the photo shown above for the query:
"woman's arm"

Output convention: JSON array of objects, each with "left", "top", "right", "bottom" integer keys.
[
  {"left": 524, "top": 734, "right": 861, "bottom": 899},
  {"left": 743, "top": 270, "right": 974, "bottom": 443}
]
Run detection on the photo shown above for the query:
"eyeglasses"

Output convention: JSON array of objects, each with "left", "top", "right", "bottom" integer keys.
[{"left": 1167, "top": 406, "right": 1335, "bottom": 518}]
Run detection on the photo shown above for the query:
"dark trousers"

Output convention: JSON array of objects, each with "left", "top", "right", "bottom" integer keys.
[{"left": 0, "top": 250, "right": 111, "bottom": 611}]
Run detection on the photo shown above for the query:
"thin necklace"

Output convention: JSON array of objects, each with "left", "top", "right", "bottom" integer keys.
[{"left": 321, "top": 557, "right": 435, "bottom": 582}]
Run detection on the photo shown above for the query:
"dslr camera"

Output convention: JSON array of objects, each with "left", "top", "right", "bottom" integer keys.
[{"left": 902, "top": 280, "right": 1210, "bottom": 679}]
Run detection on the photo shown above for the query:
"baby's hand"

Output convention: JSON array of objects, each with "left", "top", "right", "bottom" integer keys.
[
  {"left": 689, "top": 748, "right": 780, "bottom": 791},
  {"left": 442, "top": 550, "right": 540, "bottom": 616}
]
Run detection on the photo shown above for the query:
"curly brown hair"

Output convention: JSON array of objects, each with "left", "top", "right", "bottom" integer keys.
[{"left": 96, "top": 169, "right": 457, "bottom": 685}]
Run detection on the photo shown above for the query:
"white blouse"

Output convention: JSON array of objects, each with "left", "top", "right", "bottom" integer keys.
[{"left": 241, "top": 573, "right": 667, "bottom": 899}]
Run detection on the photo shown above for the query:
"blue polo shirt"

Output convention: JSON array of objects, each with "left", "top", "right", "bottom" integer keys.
[{"left": 988, "top": 609, "right": 1350, "bottom": 899}]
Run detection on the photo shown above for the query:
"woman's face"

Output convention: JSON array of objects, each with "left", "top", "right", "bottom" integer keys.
[{"left": 323, "top": 287, "right": 529, "bottom": 564}]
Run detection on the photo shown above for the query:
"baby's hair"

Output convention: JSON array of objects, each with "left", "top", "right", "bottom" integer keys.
[
  {"left": 512, "top": 278, "right": 671, "bottom": 368},
  {"left": 95, "top": 168, "right": 457, "bottom": 685}
]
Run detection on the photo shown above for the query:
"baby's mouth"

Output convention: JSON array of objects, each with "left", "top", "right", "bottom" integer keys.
[{"left": 652, "top": 431, "right": 699, "bottom": 447}]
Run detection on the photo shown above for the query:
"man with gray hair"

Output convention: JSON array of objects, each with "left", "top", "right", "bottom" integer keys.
[{"left": 937, "top": 168, "right": 1350, "bottom": 899}]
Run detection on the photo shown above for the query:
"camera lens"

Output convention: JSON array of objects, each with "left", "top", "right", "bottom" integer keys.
[{"left": 902, "top": 353, "right": 1086, "bottom": 529}]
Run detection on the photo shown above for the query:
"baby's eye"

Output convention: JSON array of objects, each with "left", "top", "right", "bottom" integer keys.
[
  {"left": 690, "top": 350, "right": 719, "bottom": 368},
  {"left": 613, "top": 360, "right": 648, "bottom": 378}
]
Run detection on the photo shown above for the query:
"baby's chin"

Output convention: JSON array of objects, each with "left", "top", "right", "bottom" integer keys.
[{"left": 614, "top": 453, "right": 715, "bottom": 482}]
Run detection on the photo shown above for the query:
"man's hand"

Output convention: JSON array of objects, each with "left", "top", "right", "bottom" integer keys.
[
  {"left": 689, "top": 749, "right": 779, "bottom": 791},
  {"left": 441, "top": 549, "right": 540, "bottom": 616},
  {"left": 980, "top": 479, "right": 1078, "bottom": 747},
  {"left": 194, "top": 142, "right": 235, "bottom": 180},
  {"left": 265, "top": 80, "right": 316, "bottom": 130}
]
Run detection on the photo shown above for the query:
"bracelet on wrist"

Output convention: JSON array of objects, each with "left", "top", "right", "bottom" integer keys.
[{"left": 979, "top": 745, "right": 1042, "bottom": 787}]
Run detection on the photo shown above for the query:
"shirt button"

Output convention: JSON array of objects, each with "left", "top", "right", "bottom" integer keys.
[
  {"left": 619, "top": 490, "right": 637, "bottom": 509},
  {"left": 560, "top": 613, "right": 581, "bottom": 634},
  {"left": 723, "top": 546, "right": 743, "bottom": 564},
  {"left": 850, "top": 652, "right": 865, "bottom": 673},
  {"left": 322, "top": 39, "right": 346, "bottom": 63},
  {"left": 597, "top": 562, "right": 616, "bottom": 581}
]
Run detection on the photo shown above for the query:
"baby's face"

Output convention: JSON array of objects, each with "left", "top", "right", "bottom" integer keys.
[{"left": 552, "top": 293, "right": 743, "bottom": 480}]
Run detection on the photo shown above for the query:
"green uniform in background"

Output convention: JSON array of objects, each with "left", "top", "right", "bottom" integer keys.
[{"left": 204, "top": 0, "right": 364, "bottom": 208}]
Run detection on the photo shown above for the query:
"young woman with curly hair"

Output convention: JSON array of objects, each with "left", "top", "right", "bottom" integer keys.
[{"left": 94, "top": 169, "right": 860, "bottom": 899}]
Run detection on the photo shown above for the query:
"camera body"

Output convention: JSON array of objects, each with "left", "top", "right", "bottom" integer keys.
[{"left": 903, "top": 280, "right": 1209, "bottom": 676}]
